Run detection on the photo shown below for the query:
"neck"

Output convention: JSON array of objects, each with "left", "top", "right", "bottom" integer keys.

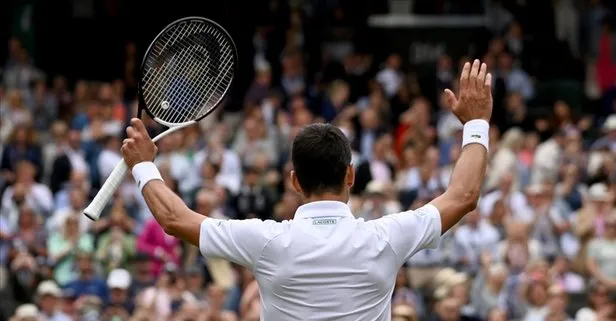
[{"left": 304, "top": 192, "right": 348, "bottom": 204}]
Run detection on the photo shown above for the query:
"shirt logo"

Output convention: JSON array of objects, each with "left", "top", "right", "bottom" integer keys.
[{"left": 312, "top": 218, "right": 337, "bottom": 225}]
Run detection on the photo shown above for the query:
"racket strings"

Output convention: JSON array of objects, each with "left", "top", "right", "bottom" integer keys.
[{"left": 141, "top": 20, "right": 235, "bottom": 124}]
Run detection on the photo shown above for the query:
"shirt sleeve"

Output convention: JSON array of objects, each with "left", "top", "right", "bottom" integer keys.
[
  {"left": 372, "top": 204, "right": 442, "bottom": 264},
  {"left": 199, "top": 218, "right": 278, "bottom": 269}
]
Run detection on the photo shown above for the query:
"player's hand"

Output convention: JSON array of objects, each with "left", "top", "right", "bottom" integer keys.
[
  {"left": 122, "top": 118, "right": 158, "bottom": 169},
  {"left": 444, "top": 59, "right": 493, "bottom": 123}
]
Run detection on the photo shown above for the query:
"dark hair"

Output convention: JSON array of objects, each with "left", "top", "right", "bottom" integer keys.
[{"left": 291, "top": 123, "right": 352, "bottom": 196}]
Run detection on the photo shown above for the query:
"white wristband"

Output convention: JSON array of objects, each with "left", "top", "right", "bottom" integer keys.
[
  {"left": 462, "top": 119, "right": 490, "bottom": 152},
  {"left": 132, "top": 162, "right": 163, "bottom": 193}
]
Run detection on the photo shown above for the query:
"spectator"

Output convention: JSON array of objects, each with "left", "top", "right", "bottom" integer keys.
[
  {"left": 95, "top": 208, "right": 137, "bottom": 274},
  {"left": 471, "top": 257, "right": 509, "bottom": 320},
  {"left": 47, "top": 215, "right": 94, "bottom": 285},
  {"left": 486, "top": 127, "right": 524, "bottom": 191},
  {"left": 1, "top": 125, "right": 42, "bottom": 181},
  {"left": 102, "top": 269, "right": 134, "bottom": 319},
  {"left": 453, "top": 210, "right": 500, "bottom": 273},
  {"left": 7, "top": 205, "right": 47, "bottom": 264},
  {"left": 575, "top": 280, "right": 611, "bottom": 321},
  {"left": 532, "top": 130, "right": 566, "bottom": 185},
  {"left": 9, "top": 303, "right": 41, "bottom": 321},
  {"left": 35, "top": 280, "right": 70, "bottom": 321},
  {"left": 1, "top": 160, "right": 53, "bottom": 230},
  {"left": 353, "top": 132, "right": 395, "bottom": 194},
  {"left": 63, "top": 252, "right": 107, "bottom": 301},
  {"left": 376, "top": 53, "right": 403, "bottom": 98},
  {"left": 137, "top": 218, "right": 181, "bottom": 278},
  {"left": 586, "top": 214, "right": 616, "bottom": 289}
]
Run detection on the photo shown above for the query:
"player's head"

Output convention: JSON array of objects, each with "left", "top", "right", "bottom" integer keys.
[{"left": 290, "top": 123, "right": 354, "bottom": 201}]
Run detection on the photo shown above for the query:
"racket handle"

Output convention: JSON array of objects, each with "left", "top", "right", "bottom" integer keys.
[{"left": 83, "top": 160, "right": 129, "bottom": 221}]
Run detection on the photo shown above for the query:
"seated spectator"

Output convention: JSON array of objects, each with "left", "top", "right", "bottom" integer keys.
[
  {"left": 0, "top": 124, "right": 42, "bottom": 178},
  {"left": 136, "top": 218, "right": 181, "bottom": 278},
  {"left": 479, "top": 174, "right": 531, "bottom": 223},
  {"left": 454, "top": 209, "right": 500, "bottom": 274},
  {"left": 63, "top": 252, "right": 107, "bottom": 302},
  {"left": 47, "top": 215, "right": 94, "bottom": 285},
  {"left": 102, "top": 269, "right": 134, "bottom": 319},
  {"left": 128, "top": 253, "right": 155, "bottom": 300},
  {"left": 7, "top": 205, "right": 47, "bottom": 265},
  {"left": 520, "top": 279, "right": 550, "bottom": 321},
  {"left": 357, "top": 181, "right": 402, "bottom": 220},
  {"left": 35, "top": 280, "right": 70, "bottom": 321},
  {"left": 471, "top": 258, "right": 509, "bottom": 320},
  {"left": 497, "top": 221, "right": 543, "bottom": 273},
  {"left": 1, "top": 160, "right": 53, "bottom": 230},
  {"left": 549, "top": 256, "right": 585, "bottom": 294},
  {"left": 586, "top": 214, "right": 616, "bottom": 290},
  {"left": 47, "top": 187, "right": 91, "bottom": 235},
  {"left": 545, "top": 285, "right": 573, "bottom": 321},
  {"left": 575, "top": 280, "right": 611, "bottom": 321},
  {"left": 392, "top": 267, "right": 425, "bottom": 319},
  {"left": 95, "top": 208, "right": 137, "bottom": 274}
]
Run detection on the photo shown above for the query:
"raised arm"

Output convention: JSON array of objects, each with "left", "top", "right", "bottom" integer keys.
[
  {"left": 121, "top": 118, "right": 204, "bottom": 246},
  {"left": 430, "top": 59, "right": 493, "bottom": 234}
]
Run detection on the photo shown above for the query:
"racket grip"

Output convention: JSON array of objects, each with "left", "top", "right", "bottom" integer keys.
[{"left": 83, "top": 160, "right": 129, "bottom": 221}]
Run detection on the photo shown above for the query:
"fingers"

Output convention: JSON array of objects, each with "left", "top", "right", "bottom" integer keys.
[
  {"left": 477, "top": 62, "right": 487, "bottom": 88},
  {"left": 443, "top": 88, "right": 458, "bottom": 109},
  {"left": 469, "top": 59, "right": 480, "bottom": 90},
  {"left": 459, "top": 62, "right": 471, "bottom": 93},
  {"left": 126, "top": 126, "right": 136, "bottom": 138},
  {"left": 484, "top": 72, "right": 492, "bottom": 94},
  {"left": 130, "top": 118, "right": 148, "bottom": 135}
]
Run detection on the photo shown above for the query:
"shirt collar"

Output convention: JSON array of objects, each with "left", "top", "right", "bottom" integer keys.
[{"left": 294, "top": 201, "right": 353, "bottom": 219}]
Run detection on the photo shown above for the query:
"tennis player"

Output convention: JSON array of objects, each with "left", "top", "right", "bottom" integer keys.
[{"left": 120, "top": 59, "right": 492, "bottom": 320}]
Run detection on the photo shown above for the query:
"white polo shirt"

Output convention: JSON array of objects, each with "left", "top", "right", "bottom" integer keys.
[{"left": 199, "top": 201, "right": 442, "bottom": 321}]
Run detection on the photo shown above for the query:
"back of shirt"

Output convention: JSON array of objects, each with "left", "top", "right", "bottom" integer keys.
[{"left": 200, "top": 201, "right": 442, "bottom": 321}]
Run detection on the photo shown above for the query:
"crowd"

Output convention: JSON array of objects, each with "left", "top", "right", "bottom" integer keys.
[{"left": 2, "top": 0, "right": 616, "bottom": 320}]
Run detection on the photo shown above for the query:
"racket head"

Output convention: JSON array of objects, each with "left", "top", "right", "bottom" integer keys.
[{"left": 137, "top": 16, "right": 238, "bottom": 127}]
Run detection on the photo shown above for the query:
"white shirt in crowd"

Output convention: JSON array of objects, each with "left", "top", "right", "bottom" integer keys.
[
  {"left": 97, "top": 149, "right": 122, "bottom": 182},
  {"left": 479, "top": 190, "right": 531, "bottom": 221},
  {"left": 454, "top": 220, "right": 500, "bottom": 267},
  {"left": 532, "top": 138, "right": 562, "bottom": 185},
  {"left": 193, "top": 148, "right": 242, "bottom": 195},
  {"left": 199, "top": 201, "right": 442, "bottom": 321},
  {"left": 375, "top": 68, "right": 403, "bottom": 98},
  {"left": 1, "top": 184, "right": 54, "bottom": 231}
]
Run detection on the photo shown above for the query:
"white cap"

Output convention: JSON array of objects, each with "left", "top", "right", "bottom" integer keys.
[
  {"left": 14, "top": 304, "right": 39, "bottom": 319},
  {"left": 586, "top": 183, "right": 611, "bottom": 201},
  {"left": 36, "top": 280, "right": 62, "bottom": 297},
  {"left": 365, "top": 181, "right": 386, "bottom": 195},
  {"left": 603, "top": 114, "right": 616, "bottom": 132},
  {"left": 107, "top": 268, "right": 131, "bottom": 289}
]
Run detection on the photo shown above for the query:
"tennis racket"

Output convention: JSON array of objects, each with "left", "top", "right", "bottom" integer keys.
[{"left": 83, "top": 16, "right": 238, "bottom": 221}]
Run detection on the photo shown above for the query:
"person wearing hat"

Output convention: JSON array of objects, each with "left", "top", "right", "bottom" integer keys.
[
  {"left": 36, "top": 280, "right": 70, "bottom": 321},
  {"left": 10, "top": 303, "right": 40, "bottom": 321},
  {"left": 572, "top": 182, "right": 615, "bottom": 272},
  {"left": 590, "top": 114, "right": 616, "bottom": 152},
  {"left": 358, "top": 180, "right": 402, "bottom": 220},
  {"left": 587, "top": 214, "right": 616, "bottom": 290},
  {"left": 102, "top": 268, "right": 133, "bottom": 320}
]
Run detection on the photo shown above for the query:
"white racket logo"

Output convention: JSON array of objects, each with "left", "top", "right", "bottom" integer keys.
[{"left": 161, "top": 101, "right": 170, "bottom": 109}]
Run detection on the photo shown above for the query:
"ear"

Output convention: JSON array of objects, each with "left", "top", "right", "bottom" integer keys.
[
  {"left": 290, "top": 170, "right": 303, "bottom": 194},
  {"left": 346, "top": 165, "right": 354, "bottom": 188}
]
